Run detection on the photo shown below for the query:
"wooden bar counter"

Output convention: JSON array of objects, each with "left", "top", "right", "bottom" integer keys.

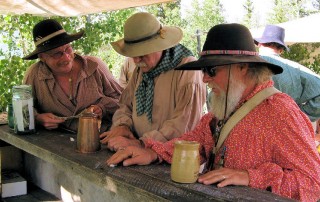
[{"left": 0, "top": 125, "right": 294, "bottom": 202}]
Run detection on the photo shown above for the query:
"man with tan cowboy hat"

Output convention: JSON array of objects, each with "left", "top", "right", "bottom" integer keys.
[
  {"left": 23, "top": 19, "right": 123, "bottom": 132},
  {"left": 100, "top": 12, "right": 206, "bottom": 150},
  {"left": 106, "top": 23, "right": 320, "bottom": 201},
  {"left": 254, "top": 24, "right": 320, "bottom": 127}
]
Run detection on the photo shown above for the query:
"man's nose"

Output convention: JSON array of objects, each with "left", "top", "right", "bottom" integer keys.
[
  {"left": 202, "top": 73, "right": 211, "bottom": 83},
  {"left": 133, "top": 56, "right": 142, "bottom": 63}
]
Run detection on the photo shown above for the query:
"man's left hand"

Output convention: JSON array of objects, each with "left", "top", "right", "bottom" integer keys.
[
  {"left": 198, "top": 167, "right": 249, "bottom": 187},
  {"left": 107, "top": 136, "right": 141, "bottom": 151},
  {"left": 106, "top": 146, "right": 158, "bottom": 167}
]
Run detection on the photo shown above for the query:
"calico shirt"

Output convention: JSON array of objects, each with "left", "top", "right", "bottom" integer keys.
[{"left": 145, "top": 81, "right": 320, "bottom": 201}]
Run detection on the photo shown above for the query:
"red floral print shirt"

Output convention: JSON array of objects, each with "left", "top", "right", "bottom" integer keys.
[{"left": 145, "top": 81, "right": 320, "bottom": 201}]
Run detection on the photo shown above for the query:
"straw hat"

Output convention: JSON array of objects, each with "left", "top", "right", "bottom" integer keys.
[
  {"left": 111, "top": 12, "right": 183, "bottom": 57},
  {"left": 176, "top": 23, "right": 283, "bottom": 74},
  {"left": 23, "top": 19, "right": 84, "bottom": 60},
  {"left": 254, "top": 24, "right": 289, "bottom": 51}
]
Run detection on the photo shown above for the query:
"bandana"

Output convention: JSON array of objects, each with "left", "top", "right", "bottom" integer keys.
[{"left": 135, "top": 44, "right": 193, "bottom": 122}]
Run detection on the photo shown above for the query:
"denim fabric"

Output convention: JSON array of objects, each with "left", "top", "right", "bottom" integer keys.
[{"left": 261, "top": 54, "right": 320, "bottom": 121}]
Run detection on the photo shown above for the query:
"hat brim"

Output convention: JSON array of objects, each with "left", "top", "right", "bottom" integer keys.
[
  {"left": 111, "top": 26, "right": 182, "bottom": 57},
  {"left": 23, "top": 30, "right": 85, "bottom": 60},
  {"left": 254, "top": 37, "right": 289, "bottom": 51},
  {"left": 175, "top": 55, "right": 283, "bottom": 74}
]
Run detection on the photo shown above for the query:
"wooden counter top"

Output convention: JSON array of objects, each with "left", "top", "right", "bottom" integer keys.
[{"left": 0, "top": 125, "right": 293, "bottom": 201}]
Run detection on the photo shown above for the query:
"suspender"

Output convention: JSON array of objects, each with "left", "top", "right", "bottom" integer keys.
[
  {"left": 215, "top": 87, "right": 280, "bottom": 152},
  {"left": 205, "top": 87, "right": 280, "bottom": 171}
]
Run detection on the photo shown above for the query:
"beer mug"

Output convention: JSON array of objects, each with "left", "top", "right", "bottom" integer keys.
[
  {"left": 76, "top": 112, "right": 100, "bottom": 153},
  {"left": 171, "top": 140, "right": 200, "bottom": 183}
]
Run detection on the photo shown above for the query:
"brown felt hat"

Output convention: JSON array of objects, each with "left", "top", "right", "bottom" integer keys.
[{"left": 23, "top": 19, "right": 84, "bottom": 60}]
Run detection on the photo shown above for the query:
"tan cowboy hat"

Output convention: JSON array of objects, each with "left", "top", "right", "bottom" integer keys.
[
  {"left": 111, "top": 12, "right": 183, "bottom": 57},
  {"left": 23, "top": 19, "right": 84, "bottom": 60}
]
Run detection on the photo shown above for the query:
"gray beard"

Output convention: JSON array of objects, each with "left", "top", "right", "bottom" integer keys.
[{"left": 209, "top": 78, "right": 246, "bottom": 120}]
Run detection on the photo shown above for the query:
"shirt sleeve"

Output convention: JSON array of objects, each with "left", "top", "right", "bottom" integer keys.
[
  {"left": 247, "top": 106, "right": 320, "bottom": 201},
  {"left": 111, "top": 67, "right": 138, "bottom": 131},
  {"left": 141, "top": 77, "right": 206, "bottom": 142},
  {"left": 90, "top": 57, "right": 123, "bottom": 117},
  {"left": 298, "top": 70, "right": 320, "bottom": 122},
  {"left": 145, "top": 113, "right": 215, "bottom": 164}
]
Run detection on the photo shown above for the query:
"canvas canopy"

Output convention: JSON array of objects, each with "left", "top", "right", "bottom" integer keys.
[
  {"left": 251, "top": 13, "right": 320, "bottom": 45},
  {"left": 0, "top": 0, "right": 173, "bottom": 16}
]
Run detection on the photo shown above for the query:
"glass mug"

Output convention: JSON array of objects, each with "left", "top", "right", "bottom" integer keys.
[
  {"left": 171, "top": 140, "right": 200, "bottom": 183},
  {"left": 76, "top": 112, "right": 101, "bottom": 153}
]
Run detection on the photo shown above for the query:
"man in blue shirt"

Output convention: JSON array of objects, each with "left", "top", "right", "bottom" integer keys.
[{"left": 254, "top": 24, "right": 320, "bottom": 130}]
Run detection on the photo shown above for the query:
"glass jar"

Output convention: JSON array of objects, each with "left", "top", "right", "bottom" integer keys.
[
  {"left": 7, "top": 103, "right": 14, "bottom": 129},
  {"left": 12, "top": 85, "right": 35, "bottom": 134}
]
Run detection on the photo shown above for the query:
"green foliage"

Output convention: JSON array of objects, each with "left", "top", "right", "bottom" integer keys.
[
  {"left": 242, "top": 0, "right": 255, "bottom": 27},
  {"left": 182, "top": 0, "right": 225, "bottom": 55},
  {"left": 282, "top": 43, "right": 320, "bottom": 73}
]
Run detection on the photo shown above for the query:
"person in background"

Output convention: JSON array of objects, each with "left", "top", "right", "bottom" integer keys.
[
  {"left": 23, "top": 19, "right": 123, "bottom": 132},
  {"left": 118, "top": 57, "right": 136, "bottom": 88},
  {"left": 107, "top": 23, "right": 320, "bottom": 201},
  {"left": 100, "top": 12, "right": 206, "bottom": 151},
  {"left": 254, "top": 24, "right": 320, "bottom": 130}
]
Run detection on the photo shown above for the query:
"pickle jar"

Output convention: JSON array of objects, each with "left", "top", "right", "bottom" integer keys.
[{"left": 12, "top": 85, "right": 36, "bottom": 134}]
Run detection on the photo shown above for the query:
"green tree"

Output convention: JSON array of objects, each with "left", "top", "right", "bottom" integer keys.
[
  {"left": 242, "top": 0, "right": 255, "bottom": 27},
  {"left": 183, "top": 0, "right": 225, "bottom": 55}
]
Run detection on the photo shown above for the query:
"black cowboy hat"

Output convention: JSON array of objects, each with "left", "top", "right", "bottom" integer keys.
[
  {"left": 23, "top": 19, "right": 84, "bottom": 60},
  {"left": 254, "top": 24, "right": 289, "bottom": 51},
  {"left": 176, "top": 23, "right": 283, "bottom": 74}
]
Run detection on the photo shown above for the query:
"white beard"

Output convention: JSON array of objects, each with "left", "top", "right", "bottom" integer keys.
[{"left": 209, "top": 75, "right": 246, "bottom": 120}]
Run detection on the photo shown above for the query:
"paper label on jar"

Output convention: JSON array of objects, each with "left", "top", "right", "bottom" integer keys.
[{"left": 12, "top": 98, "right": 35, "bottom": 132}]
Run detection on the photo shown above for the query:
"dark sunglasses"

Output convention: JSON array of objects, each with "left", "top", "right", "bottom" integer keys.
[{"left": 201, "top": 67, "right": 217, "bottom": 77}]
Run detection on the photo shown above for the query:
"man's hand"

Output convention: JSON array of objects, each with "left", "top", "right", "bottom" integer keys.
[
  {"left": 198, "top": 167, "right": 249, "bottom": 187},
  {"left": 106, "top": 136, "right": 142, "bottom": 151},
  {"left": 35, "top": 113, "right": 65, "bottom": 130},
  {"left": 87, "top": 105, "right": 102, "bottom": 119},
  {"left": 106, "top": 146, "right": 158, "bottom": 167},
  {"left": 100, "top": 125, "right": 134, "bottom": 144}
]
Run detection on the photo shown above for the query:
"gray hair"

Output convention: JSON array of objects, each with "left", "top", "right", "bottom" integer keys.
[{"left": 246, "top": 63, "right": 273, "bottom": 84}]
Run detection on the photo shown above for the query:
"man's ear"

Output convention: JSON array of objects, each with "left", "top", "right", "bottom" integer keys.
[
  {"left": 38, "top": 53, "right": 45, "bottom": 63},
  {"left": 238, "top": 63, "right": 249, "bottom": 77}
]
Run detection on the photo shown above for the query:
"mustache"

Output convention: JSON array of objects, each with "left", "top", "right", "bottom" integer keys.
[{"left": 136, "top": 62, "right": 147, "bottom": 68}]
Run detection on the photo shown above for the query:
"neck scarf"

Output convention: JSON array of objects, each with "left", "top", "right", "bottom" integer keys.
[{"left": 135, "top": 44, "right": 193, "bottom": 123}]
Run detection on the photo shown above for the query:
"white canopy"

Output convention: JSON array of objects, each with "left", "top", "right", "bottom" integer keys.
[
  {"left": 0, "top": 0, "right": 173, "bottom": 16},
  {"left": 251, "top": 13, "right": 320, "bottom": 45}
]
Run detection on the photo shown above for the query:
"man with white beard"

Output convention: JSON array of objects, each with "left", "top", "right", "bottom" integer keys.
[
  {"left": 106, "top": 23, "right": 320, "bottom": 201},
  {"left": 100, "top": 12, "right": 206, "bottom": 150}
]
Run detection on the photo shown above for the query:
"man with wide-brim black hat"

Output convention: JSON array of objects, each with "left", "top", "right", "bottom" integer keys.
[
  {"left": 23, "top": 19, "right": 123, "bottom": 132},
  {"left": 100, "top": 12, "right": 206, "bottom": 150},
  {"left": 106, "top": 23, "right": 320, "bottom": 201}
]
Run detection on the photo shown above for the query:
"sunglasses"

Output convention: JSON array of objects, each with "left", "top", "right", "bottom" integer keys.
[
  {"left": 201, "top": 67, "right": 217, "bottom": 77},
  {"left": 45, "top": 45, "right": 73, "bottom": 59}
]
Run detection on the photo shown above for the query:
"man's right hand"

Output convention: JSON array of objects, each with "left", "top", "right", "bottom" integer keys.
[
  {"left": 35, "top": 113, "right": 65, "bottom": 130},
  {"left": 100, "top": 125, "right": 135, "bottom": 144},
  {"left": 106, "top": 146, "right": 158, "bottom": 167}
]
